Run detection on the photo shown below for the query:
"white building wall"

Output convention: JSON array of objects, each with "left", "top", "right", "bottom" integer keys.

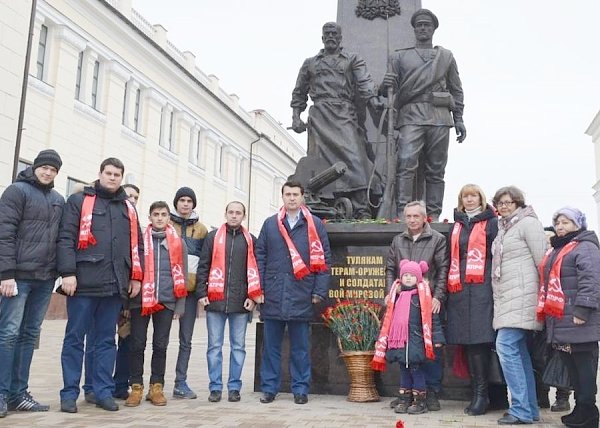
[
  {"left": 0, "top": 0, "right": 33, "bottom": 191},
  {"left": 2, "top": 0, "right": 304, "bottom": 233}
]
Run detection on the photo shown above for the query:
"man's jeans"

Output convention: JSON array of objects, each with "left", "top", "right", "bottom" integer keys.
[
  {"left": 60, "top": 295, "right": 122, "bottom": 401},
  {"left": 496, "top": 328, "right": 539, "bottom": 423},
  {"left": 206, "top": 311, "right": 248, "bottom": 392},
  {"left": 0, "top": 279, "right": 53, "bottom": 399},
  {"left": 175, "top": 295, "right": 199, "bottom": 385}
]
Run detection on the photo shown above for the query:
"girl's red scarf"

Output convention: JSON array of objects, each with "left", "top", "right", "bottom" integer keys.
[
  {"left": 141, "top": 224, "right": 187, "bottom": 315},
  {"left": 277, "top": 205, "right": 327, "bottom": 279},
  {"left": 372, "top": 279, "right": 434, "bottom": 372},
  {"left": 448, "top": 220, "right": 487, "bottom": 293},
  {"left": 77, "top": 195, "right": 143, "bottom": 281},
  {"left": 536, "top": 241, "right": 578, "bottom": 321},
  {"left": 208, "top": 224, "right": 263, "bottom": 302}
]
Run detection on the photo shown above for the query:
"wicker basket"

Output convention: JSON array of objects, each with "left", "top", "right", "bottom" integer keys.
[{"left": 340, "top": 350, "right": 380, "bottom": 402}]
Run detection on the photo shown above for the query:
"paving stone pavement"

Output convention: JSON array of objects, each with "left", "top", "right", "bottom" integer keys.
[{"left": 3, "top": 319, "right": 579, "bottom": 427}]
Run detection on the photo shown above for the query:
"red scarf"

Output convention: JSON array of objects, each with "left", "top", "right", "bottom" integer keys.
[
  {"left": 207, "top": 224, "right": 263, "bottom": 302},
  {"left": 372, "top": 279, "right": 435, "bottom": 372},
  {"left": 277, "top": 205, "right": 327, "bottom": 279},
  {"left": 448, "top": 220, "right": 487, "bottom": 293},
  {"left": 141, "top": 224, "right": 187, "bottom": 315},
  {"left": 77, "top": 194, "right": 143, "bottom": 281},
  {"left": 536, "top": 241, "right": 578, "bottom": 321}
]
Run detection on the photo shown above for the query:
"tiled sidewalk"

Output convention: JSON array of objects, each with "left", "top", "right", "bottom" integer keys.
[{"left": 5, "top": 319, "right": 573, "bottom": 427}]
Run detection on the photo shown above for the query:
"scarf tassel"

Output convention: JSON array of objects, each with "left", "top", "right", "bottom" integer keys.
[
  {"left": 248, "top": 288, "right": 263, "bottom": 300},
  {"left": 208, "top": 290, "right": 224, "bottom": 302},
  {"left": 77, "top": 235, "right": 97, "bottom": 250},
  {"left": 371, "top": 360, "right": 386, "bottom": 372},
  {"left": 174, "top": 287, "right": 187, "bottom": 299},
  {"left": 142, "top": 303, "right": 164, "bottom": 316},
  {"left": 447, "top": 282, "right": 462, "bottom": 294}
]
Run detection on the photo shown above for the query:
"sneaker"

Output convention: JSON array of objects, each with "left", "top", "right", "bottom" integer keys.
[
  {"left": 7, "top": 392, "right": 49, "bottom": 412},
  {"left": 208, "top": 390, "right": 222, "bottom": 402},
  {"left": 60, "top": 399, "right": 77, "bottom": 413},
  {"left": 425, "top": 389, "right": 441, "bottom": 411},
  {"left": 228, "top": 390, "right": 241, "bottom": 402},
  {"left": 84, "top": 392, "right": 97, "bottom": 404},
  {"left": 0, "top": 394, "right": 7, "bottom": 418},
  {"left": 173, "top": 383, "right": 197, "bottom": 399}
]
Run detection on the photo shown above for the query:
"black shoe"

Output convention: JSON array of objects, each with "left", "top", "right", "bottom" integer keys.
[
  {"left": 60, "top": 399, "right": 78, "bottom": 413},
  {"left": 95, "top": 397, "right": 119, "bottom": 411},
  {"left": 0, "top": 394, "right": 7, "bottom": 418},
  {"left": 112, "top": 390, "right": 129, "bottom": 400},
  {"left": 260, "top": 393, "right": 275, "bottom": 404},
  {"left": 564, "top": 404, "right": 599, "bottom": 428},
  {"left": 293, "top": 394, "right": 308, "bottom": 405},
  {"left": 228, "top": 390, "right": 240, "bottom": 402},
  {"left": 84, "top": 392, "right": 97, "bottom": 404},
  {"left": 425, "top": 389, "right": 441, "bottom": 411},
  {"left": 497, "top": 414, "right": 530, "bottom": 425},
  {"left": 208, "top": 390, "right": 222, "bottom": 403},
  {"left": 7, "top": 392, "right": 49, "bottom": 412},
  {"left": 551, "top": 397, "right": 571, "bottom": 412}
]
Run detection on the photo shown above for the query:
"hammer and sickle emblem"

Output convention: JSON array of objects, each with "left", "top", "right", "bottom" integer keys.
[
  {"left": 289, "top": 248, "right": 298, "bottom": 258},
  {"left": 172, "top": 264, "right": 183, "bottom": 277},
  {"left": 310, "top": 240, "right": 323, "bottom": 252},
  {"left": 450, "top": 259, "right": 459, "bottom": 272},
  {"left": 467, "top": 248, "right": 484, "bottom": 263},
  {"left": 209, "top": 268, "right": 224, "bottom": 281},
  {"left": 247, "top": 268, "right": 258, "bottom": 280}
]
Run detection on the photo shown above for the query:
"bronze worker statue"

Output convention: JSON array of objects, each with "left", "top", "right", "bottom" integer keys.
[
  {"left": 291, "top": 22, "right": 383, "bottom": 219},
  {"left": 381, "top": 9, "right": 466, "bottom": 221}
]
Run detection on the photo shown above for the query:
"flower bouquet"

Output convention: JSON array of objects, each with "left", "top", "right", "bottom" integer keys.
[{"left": 322, "top": 300, "right": 382, "bottom": 402}]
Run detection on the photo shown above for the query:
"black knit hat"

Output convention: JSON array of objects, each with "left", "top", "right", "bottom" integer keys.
[
  {"left": 33, "top": 149, "right": 62, "bottom": 172},
  {"left": 173, "top": 186, "right": 197, "bottom": 209}
]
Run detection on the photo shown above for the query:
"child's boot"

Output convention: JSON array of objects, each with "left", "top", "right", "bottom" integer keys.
[
  {"left": 125, "top": 384, "right": 143, "bottom": 407},
  {"left": 407, "top": 390, "right": 428, "bottom": 414},
  {"left": 393, "top": 389, "right": 412, "bottom": 414},
  {"left": 146, "top": 383, "right": 167, "bottom": 406}
]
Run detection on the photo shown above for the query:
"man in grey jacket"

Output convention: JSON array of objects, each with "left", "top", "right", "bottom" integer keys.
[
  {"left": 0, "top": 149, "right": 64, "bottom": 417},
  {"left": 385, "top": 200, "right": 448, "bottom": 411}
]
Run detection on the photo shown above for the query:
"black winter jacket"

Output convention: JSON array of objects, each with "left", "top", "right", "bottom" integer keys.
[
  {"left": 385, "top": 223, "right": 449, "bottom": 302},
  {"left": 196, "top": 225, "right": 257, "bottom": 313},
  {"left": 446, "top": 207, "right": 498, "bottom": 345},
  {"left": 543, "top": 230, "right": 600, "bottom": 345},
  {"left": 57, "top": 182, "right": 143, "bottom": 298},
  {"left": 0, "top": 168, "right": 64, "bottom": 281}
]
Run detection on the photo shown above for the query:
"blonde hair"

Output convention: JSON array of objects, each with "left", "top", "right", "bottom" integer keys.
[{"left": 457, "top": 184, "right": 487, "bottom": 212}]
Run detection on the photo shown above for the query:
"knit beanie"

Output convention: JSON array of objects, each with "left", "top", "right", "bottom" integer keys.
[
  {"left": 173, "top": 186, "right": 197, "bottom": 209},
  {"left": 33, "top": 149, "right": 62, "bottom": 172},
  {"left": 399, "top": 259, "right": 429, "bottom": 283},
  {"left": 552, "top": 206, "right": 587, "bottom": 230}
]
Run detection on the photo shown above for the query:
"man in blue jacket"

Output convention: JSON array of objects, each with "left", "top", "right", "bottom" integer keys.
[
  {"left": 0, "top": 149, "right": 64, "bottom": 417},
  {"left": 256, "top": 181, "right": 331, "bottom": 405}
]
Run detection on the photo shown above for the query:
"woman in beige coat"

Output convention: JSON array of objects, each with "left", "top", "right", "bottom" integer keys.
[{"left": 491, "top": 186, "right": 546, "bottom": 425}]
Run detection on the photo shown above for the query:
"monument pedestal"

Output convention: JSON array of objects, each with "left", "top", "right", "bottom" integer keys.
[{"left": 253, "top": 222, "right": 470, "bottom": 400}]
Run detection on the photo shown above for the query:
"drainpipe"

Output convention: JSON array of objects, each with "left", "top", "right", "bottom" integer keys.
[
  {"left": 12, "top": 0, "right": 38, "bottom": 182},
  {"left": 246, "top": 134, "right": 262, "bottom": 230}
]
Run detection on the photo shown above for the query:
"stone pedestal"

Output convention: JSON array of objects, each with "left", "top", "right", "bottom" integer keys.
[{"left": 253, "top": 222, "right": 470, "bottom": 399}]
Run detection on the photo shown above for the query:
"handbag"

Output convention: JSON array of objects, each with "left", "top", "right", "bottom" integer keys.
[
  {"left": 488, "top": 348, "right": 506, "bottom": 385},
  {"left": 542, "top": 350, "right": 573, "bottom": 389}
]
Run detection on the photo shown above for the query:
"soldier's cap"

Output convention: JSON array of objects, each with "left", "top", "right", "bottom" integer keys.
[{"left": 411, "top": 9, "right": 439, "bottom": 29}]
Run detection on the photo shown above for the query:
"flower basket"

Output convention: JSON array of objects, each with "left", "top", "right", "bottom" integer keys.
[{"left": 322, "top": 300, "right": 382, "bottom": 402}]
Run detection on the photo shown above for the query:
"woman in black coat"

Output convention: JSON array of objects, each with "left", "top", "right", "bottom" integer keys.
[
  {"left": 540, "top": 207, "right": 600, "bottom": 428},
  {"left": 445, "top": 184, "right": 500, "bottom": 416}
]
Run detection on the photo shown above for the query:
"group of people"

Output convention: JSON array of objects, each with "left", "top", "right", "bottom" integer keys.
[
  {"left": 0, "top": 150, "right": 330, "bottom": 417},
  {"left": 376, "top": 184, "right": 599, "bottom": 427}
]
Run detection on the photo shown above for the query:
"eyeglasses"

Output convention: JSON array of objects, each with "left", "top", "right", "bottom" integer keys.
[{"left": 496, "top": 201, "right": 515, "bottom": 207}]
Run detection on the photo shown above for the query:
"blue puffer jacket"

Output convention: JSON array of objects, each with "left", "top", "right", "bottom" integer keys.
[{"left": 256, "top": 211, "right": 331, "bottom": 321}]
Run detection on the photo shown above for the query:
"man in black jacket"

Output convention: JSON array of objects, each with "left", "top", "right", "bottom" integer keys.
[
  {"left": 57, "top": 158, "right": 142, "bottom": 414},
  {"left": 197, "top": 201, "right": 262, "bottom": 403},
  {"left": 0, "top": 149, "right": 64, "bottom": 417}
]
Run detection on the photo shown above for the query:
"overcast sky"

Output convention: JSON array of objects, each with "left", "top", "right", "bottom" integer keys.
[{"left": 132, "top": 0, "right": 600, "bottom": 229}]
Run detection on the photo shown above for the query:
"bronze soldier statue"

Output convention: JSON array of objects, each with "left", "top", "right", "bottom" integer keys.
[{"left": 381, "top": 9, "right": 466, "bottom": 221}]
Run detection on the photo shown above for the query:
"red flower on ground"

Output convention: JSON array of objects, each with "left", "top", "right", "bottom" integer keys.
[{"left": 396, "top": 421, "right": 404, "bottom": 428}]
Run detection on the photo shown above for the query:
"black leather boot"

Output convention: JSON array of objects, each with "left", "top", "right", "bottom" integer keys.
[
  {"left": 464, "top": 347, "right": 475, "bottom": 414},
  {"left": 564, "top": 403, "right": 599, "bottom": 428},
  {"left": 407, "top": 390, "right": 428, "bottom": 415},
  {"left": 551, "top": 387, "right": 571, "bottom": 412},
  {"left": 467, "top": 346, "right": 490, "bottom": 416}
]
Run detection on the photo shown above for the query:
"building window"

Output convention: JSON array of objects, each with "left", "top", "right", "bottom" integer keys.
[
  {"left": 215, "top": 145, "right": 225, "bottom": 177},
  {"left": 91, "top": 60, "right": 100, "bottom": 109},
  {"left": 168, "top": 111, "right": 174, "bottom": 151},
  {"left": 159, "top": 107, "right": 175, "bottom": 151},
  {"left": 189, "top": 129, "right": 203, "bottom": 167},
  {"left": 17, "top": 159, "right": 32, "bottom": 174},
  {"left": 121, "top": 81, "right": 128, "bottom": 125},
  {"left": 133, "top": 88, "right": 141, "bottom": 132},
  {"left": 66, "top": 177, "right": 87, "bottom": 196},
  {"left": 75, "top": 51, "right": 83, "bottom": 99},
  {"left": 36, "top": 24, "right": 48, "bottom": 80},
  {"left": 236, "top": 158, "right": 245, "bottom": 189}
]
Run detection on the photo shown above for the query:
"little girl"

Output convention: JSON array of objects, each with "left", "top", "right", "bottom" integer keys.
[{"left": 372, "top": 259, "right": 445, "bottom": 415}]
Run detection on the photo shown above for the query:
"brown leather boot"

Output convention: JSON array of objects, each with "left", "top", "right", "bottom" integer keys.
[
  {"left": 146, "top": 383, "right": 167, "bottom": 406},
  {"left": 125, "top": 384, "right": 143, "bottom": 407}
]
